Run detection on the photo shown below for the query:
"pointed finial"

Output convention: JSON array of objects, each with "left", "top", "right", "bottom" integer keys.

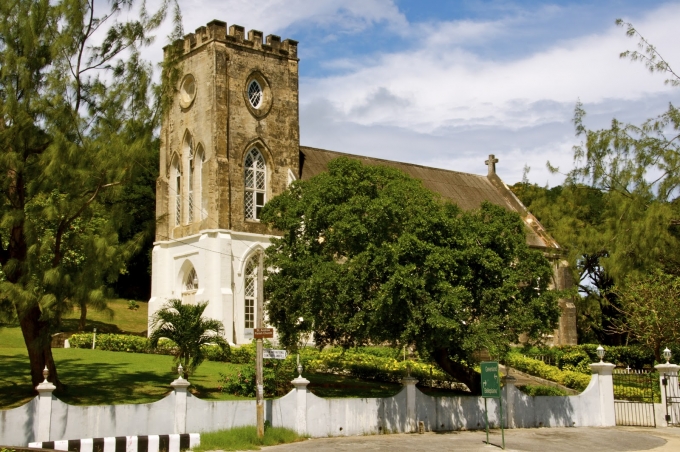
[
  {"left": 42, "top": 366, "right": 49, "bottom": 383},
  {"left": 178, "top": 364, "right": 184, "bottom": 379}
]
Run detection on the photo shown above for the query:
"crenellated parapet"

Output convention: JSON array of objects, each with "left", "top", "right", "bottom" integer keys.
[{"left": 164, "top": 20, "right": 298, "bottom": 60}]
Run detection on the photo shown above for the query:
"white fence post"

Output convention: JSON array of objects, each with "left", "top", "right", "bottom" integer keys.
[
  {"left": 291, "top": 375, "right": 310, "bottom": 435},
  {"left": 401, "top": 376, "right": 418, "bottom": 433},
  {"left": 655, "top": 362, "right": 680, "bottom": 426},
  {"left": 590, "top": 361, "right": 616, "bottom": 427},
  {"left": 170, "top": 365, "right": 191, "bottom": 434},
  {"left": 36, "top": 366, "right": 56, "bottom": 442},
  {"left": 504, "top": 374, "right": 516, "bottom": 429}
]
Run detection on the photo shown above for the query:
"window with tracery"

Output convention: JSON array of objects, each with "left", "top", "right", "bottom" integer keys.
[
  {"left": 244, "top": 257, "right": 258, "bottom": 329},
  {"left": 184, "top": 268, "right": 198, "bottom": 290},
  {"left": 188, "top": 145, "right": 195, "bottom": 224},
  {"left": 196, "top": 146, "right": 206, "bottom": 221},
  {"left": 248, "top": 80, "right": 262, "bottom": 108},
  {"left": 182, "top": 267, "right": 198, "bottom": 305},
  {"left": 173, "top": 160, "right": 181, "bottom": 226},
  {"left": 244, "top": 148, "right": 266, "bottom": 220}
]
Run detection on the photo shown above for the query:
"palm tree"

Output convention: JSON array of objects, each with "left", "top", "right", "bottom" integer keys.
[{"left": 149, "top": 299, "right": 229, "bottom": 374}]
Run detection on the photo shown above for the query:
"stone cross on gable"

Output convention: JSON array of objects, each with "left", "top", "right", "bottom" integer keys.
[{"left": 485, "top": 154, "right": 499, "bottom": 176}]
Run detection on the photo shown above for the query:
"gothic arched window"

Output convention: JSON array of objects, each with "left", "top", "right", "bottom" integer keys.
[
  {"left": 188, "top": 144, "right": 195, "bottom": 224},
  {"left": 244, "top": 148, "right": 266, "bottom": 220},
  {"left": 182, "top": 267, "right": 198, "bottom": 305},
  {"left": 244, "top": 257, "right": 258, "bottom": 329},
  {"left": 196, "top": 145, "right": 207, "bottom": 221},
  {"left": 171, "top": 157, "right": 181, "bottom": 226}
]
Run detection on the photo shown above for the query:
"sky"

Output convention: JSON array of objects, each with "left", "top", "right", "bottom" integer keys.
[{"left": 143, "top": 0, "right": 680, "bottom": 186}]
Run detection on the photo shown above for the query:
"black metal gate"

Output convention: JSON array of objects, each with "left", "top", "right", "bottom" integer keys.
[
  {"left": 662, "top": 372, "right": 680, "bottom": 426},
  {"left": 613, "top": 369, "right": 657, "bottom": 427}
]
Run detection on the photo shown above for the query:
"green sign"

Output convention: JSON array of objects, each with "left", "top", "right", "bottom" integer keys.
[{"left": 481, "top": 361, "right": 500, "bottom": 398}]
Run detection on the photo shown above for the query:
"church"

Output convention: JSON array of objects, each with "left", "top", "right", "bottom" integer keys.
[{"left": 148, "top": 20, "right": 577, "bottom": 346}]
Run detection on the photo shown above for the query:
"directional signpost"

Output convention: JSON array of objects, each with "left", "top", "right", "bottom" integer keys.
[
  {"left": 263, "top": 349, "right": 287, "bottom": 360},
  {"left": 481, "top": 361, "right": 505, "bottom": 449}
]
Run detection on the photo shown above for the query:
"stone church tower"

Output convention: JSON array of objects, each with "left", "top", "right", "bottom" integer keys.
[
  {"left": 150, "top": 20, "right": 577, "bottom": 346},
  {"left": 150, "top": 21, "right": 300, "bottom": 344}
]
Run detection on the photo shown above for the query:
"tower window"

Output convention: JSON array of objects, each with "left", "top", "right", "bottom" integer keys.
[
  {"left": 248, "top": 80, "right": 262, "bottom": 108},
  {"left": 244, "top": 148, "right": 266, "bottom": 220},
  {"left": 188, "top": 147, "right": 194, "bottom": 224},
  {"left": 174, "top": 161, "right": 181, "bottom": 226}
]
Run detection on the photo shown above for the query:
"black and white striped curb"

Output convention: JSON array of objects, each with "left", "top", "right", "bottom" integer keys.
[{"left": 29, "top": 433, "right": 200, "bottom": 452}]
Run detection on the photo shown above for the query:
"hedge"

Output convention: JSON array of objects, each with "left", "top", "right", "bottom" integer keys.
[
  {"left": 303, "top": 349, "right": 460, "bottom": 388},
  {"left": 68, "top": 333, "right": 231, "bottom": 362},
  {"left": 516, "top": 344, "right": 678, "bottom": 372},
  {"left": 505, "top": 353, "right": 591, "bottom": 392},
  {"left": 517, "top": 384, "right": 568, "bottom": 397}
]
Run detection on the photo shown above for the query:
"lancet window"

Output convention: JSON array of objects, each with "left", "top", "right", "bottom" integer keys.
[
  {"left": 244, "top": 148, "right": 266, "bottom": 220},
  {"left": 244, "top": 257, "right": 258, "bottom": 329}
]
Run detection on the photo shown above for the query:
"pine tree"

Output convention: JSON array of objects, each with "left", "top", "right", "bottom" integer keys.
[{"left": 0, "top": 0, "right": 179, "bottom": 390}]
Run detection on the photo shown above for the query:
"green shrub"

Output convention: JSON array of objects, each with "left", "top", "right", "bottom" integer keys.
[
  {"left": 517, "top": 385, "right": 568, "bottom": 396},
  {"left": 69, "top": 333, "right": 230, "bottom": 362},
  {"left": 517, "top": 344, "right": 659, "bottom": 372},
  {"left": 305, "top": 349, "right": 453, "bottom": 385},
  {"left": 220, "top": 356, "right": 297, "bottom": 397},
  {"left": 230, "top": 342, "right": 257, "bottom": 364},
  {"left": 203, "top": 343, "right": 231, "bottom": 362},
  {"left": 505, "top": 354, "right": 591, "bottom": 391}
]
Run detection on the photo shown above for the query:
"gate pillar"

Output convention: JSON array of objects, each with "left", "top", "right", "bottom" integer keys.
[
  {"left": 655, "top": 363, "right": 680, "bottom": 426},
  {"left": 590, "top": 361, "right": 616, "bottom": 427}
]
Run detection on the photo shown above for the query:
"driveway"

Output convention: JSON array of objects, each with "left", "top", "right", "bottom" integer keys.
[{"left": 257, "top": 427, "right": 680, "bottom": 452}]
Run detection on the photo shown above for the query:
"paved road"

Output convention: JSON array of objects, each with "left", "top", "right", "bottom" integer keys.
[{"left": 256, "top": 427, "right": 680, "bottom": 452}]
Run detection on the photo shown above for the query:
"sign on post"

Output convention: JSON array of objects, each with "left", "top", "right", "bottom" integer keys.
[
  {"left": 480, "top": 360, "right": 504, "bottom": 449},
  {"left": 263, "top": 349, "right": 287, "bottom": 360},
  {"left": 254, "top": 328, "right": 274, "bottom": 339},
  {"left": 481, "top": 361, "right": 501, "bottom": 398}
]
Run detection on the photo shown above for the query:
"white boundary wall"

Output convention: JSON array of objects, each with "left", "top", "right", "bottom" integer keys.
[{"left": 0, "top": 364, "right": 626, "bottom": 447}]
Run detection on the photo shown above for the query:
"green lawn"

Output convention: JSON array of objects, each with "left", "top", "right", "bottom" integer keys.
[
  {"left": 59, "top": 298, "right": 149, "bottom": 334},
  {"left": 0, "top": 346, "right": 251, "bottom": 409},
  {"left": 1, "top": 298, "right": 463, "bottom": 409}
]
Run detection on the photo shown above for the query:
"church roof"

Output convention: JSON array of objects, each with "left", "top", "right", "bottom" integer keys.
[{"left": 299, "top": 146, "right": 559, "bottom": 250}]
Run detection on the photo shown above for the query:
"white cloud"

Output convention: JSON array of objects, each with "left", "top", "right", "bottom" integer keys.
[{"left": 299, "top": 3, "right": 680, "bottom": 184}]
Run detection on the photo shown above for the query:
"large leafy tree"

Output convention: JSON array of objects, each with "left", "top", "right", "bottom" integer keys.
[
  {"left": 149, "top": 299, "right": 229, "bottom": 374},
  {"left": 0, "top": 0, "right": 178, "bottom": 389},
  {"left": 509, "top": 182, "right": 626, "bottom": 344},
  {"left": 261, "top": 158, "right": 560, "bottom": 394},
  {"left": 609, "top": 271, "right": 680, "bottom": 361},
  {"left": 511, "top": 21, "right": 680, "bottom": 345}
]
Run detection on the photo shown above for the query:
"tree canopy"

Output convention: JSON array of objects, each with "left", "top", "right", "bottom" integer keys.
[
  {"left": 261, "top": 157, "right": 560, "bottom": 393},
  {"left": 511, "top": 20, "right": 680, "bottom": 345},
  {"left": 0, "top": 0, "right": 179, "bottom": 389}
]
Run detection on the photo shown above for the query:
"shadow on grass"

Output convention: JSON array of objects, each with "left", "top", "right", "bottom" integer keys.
[
  {"left": 0, "top": 351, "right": 36, "bottom": 408},
  {"left": 306, "top": 373, "right": 403, "bottom": 398},
  {"left": 53, "top": 319, "right": 125, "bottom": 334},
  {"left": 53, "top": 356, "right": 173, "bottom": 405}
]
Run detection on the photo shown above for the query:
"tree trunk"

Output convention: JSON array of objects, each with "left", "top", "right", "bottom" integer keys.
[
  {"left": 18, "top": 304, "right": 62, "bottom": 391},
  {"left": 79, "top": 301, "right": 88, "bottom": 331},
  {"left": 433, "top": 348, "right": 481, "bottom": 394}
]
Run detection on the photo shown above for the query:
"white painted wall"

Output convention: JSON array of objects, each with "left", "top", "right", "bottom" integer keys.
[
  {"left": 0, "top": 396, "right": 38, "bottom": 445},
  {"left": 149, "top": 229, "right": 275, "bottom": 344},
  {"left": 1, "top": 371, "right": 624, "bottom": 447}
]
